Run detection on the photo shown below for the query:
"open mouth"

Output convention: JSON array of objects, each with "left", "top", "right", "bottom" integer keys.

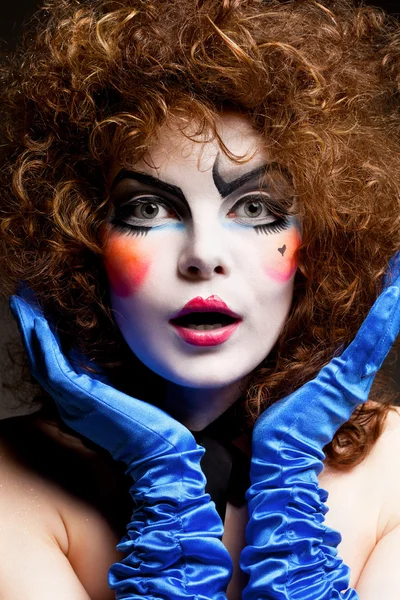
[{"left": 169, "top": 311, "right": 239, "bottom": 331}]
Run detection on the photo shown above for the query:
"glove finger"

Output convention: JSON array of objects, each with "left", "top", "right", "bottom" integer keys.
[
  {"left": 33, "top": 315, "right": 121, "bottom": 419},
  {"left": 383, "top": 251, "right": 400, "bottom": 289},
  {"left": 9, "top": 294, "right": 42, "bottom": 378},
  {"left": 33, "top": 317, "right": 192, "bottom": 457},
  {"left": 340, "top": 284, "right": 400, "bottom": 381},
  {"left": 12, "top": 289, "right": 198, "bottom": 462},
  {"left": 363, "top": 292, "right": 400, "bottom": 378}
]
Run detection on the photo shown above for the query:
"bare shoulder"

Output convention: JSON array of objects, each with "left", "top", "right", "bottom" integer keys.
[
  {"left": 375, "top": 403, "right": 400, "bottom": 437},
  {"left": 0, "top": 435, "right": 68, "bottom": 551},
  {"left": 318, "top": 403, "right": 400, "bottom": 587},
  {"left": 345, "top": 405, "right": 400, "bottom": 597},
  {"left": 0, "top": 429, "right": 120, "bottom": 600},
  {"left": 365, "top": 405, "right": 400, "bottom": 536},
  {"left": 321, "top": 404, "right": 400, "bottom": 534}
]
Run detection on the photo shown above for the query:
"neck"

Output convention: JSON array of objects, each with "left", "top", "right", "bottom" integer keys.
[{"left": 164, "top": 377, "right": 249, "bottom": 431}]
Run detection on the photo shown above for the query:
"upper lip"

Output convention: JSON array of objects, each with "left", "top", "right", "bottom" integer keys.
[{"left": 170, "top": 295, "right": 242, "bottom": 321}]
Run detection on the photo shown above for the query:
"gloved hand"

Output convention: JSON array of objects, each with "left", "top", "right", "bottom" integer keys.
[
  {"left": 241, "top": 254, "right": 400, "bottom": 600},
  {"left": 10, "top": 287, "right": 232, "bottom": 600}
]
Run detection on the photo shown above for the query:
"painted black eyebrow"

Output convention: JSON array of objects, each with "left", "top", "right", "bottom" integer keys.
[
  {"left": 111, "top": 169, "right": 187, "bottom": 204},
  {"left": 212, "top": 158, "right": 270, "bottom": 198},
  {"left": 112, "top": 162, "right": 284, "bottom": 209}
]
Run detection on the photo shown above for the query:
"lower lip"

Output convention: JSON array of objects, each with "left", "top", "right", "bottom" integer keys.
[{"left": 170, "top": 321, "right": 241, "bottom": 346}]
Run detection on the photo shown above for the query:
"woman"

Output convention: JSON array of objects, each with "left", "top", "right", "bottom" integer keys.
[{"left": 0, "top": 0, "right": 399, "bottom": 598}]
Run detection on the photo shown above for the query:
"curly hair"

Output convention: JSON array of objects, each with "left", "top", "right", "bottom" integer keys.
[{"left": 0, "top": 0, "right": 399, "bottom": 468}]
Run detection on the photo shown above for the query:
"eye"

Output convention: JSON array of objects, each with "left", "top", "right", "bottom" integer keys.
[
  {"left": 228, "top": 195, "right": 283, "bottom": 224},
  {"left": 130, "top": 200, "right": 167, "bottom": 220},
  {"left": 112, "top": 196, "right": 179, "bottom": 230},
  {"left": 227, "top": 193, "right": 292, "bottom": 236}
]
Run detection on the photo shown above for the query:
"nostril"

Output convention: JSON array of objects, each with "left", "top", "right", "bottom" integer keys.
[
  {"left": 183, "top": 263, "right": 226, "bottom": 277},
  {"left": 188, "top": 266, "right": 200, "bottom": 275}
]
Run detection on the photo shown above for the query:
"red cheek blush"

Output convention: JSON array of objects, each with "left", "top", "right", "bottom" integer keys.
[
  {"left": 103, "top": 234, "right": 150, "bottom": 298},
  {"left": 264, "top": 228, "right": 301, "bottom": 283}
]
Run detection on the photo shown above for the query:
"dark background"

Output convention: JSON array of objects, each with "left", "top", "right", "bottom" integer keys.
[{"left": 1, "top": 0, "right": 400, "bottom": 47}]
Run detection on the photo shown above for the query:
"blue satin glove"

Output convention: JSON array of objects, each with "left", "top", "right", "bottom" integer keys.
[
  {"left": 10, "top": 288, "right": 232, "bottom": 600},
  {"left": 241, "top": 255, "right": 400, "bottom": 599}
]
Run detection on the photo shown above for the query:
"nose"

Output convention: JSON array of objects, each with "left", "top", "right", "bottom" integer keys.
[{"left": 178, "top": 223, "right": 230, "bottom": 280}]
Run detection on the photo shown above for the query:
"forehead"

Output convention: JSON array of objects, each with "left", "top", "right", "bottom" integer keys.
[{"left": 136, "top": 112, "right": 268, "bottom": 177}]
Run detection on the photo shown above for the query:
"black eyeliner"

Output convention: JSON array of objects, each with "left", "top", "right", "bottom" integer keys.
[{"left": 113, "top": 196, "right": 177, "bottom": 219}]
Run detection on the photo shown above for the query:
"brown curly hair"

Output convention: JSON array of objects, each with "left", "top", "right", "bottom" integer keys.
[{"left": 0, "top": 0, "right": 399, "bottom": 468}]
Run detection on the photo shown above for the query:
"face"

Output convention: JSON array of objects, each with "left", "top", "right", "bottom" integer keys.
[{"left": 103, "top": 113, "right": 301, "bottom": 391}]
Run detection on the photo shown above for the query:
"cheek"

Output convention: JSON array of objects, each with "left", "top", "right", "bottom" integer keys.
[
  {"left": 103, "top": 234, "right": 151, "bottom": 298},
  {"left": 263, "top": 227, "right": 301, "bottom": 283}
]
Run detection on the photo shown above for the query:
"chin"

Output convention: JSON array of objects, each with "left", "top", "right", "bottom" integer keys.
[
  {"left": 168, "top": 373, "right": 243, "bottom": 390},
  {"left": 148, "top": 357, "right": 254, "bottom": 390}
]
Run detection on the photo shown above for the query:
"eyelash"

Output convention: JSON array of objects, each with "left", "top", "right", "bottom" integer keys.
[
  {"left": 254, "top": 221, "right": 290, "bottom": 235},
  {"left": 111, "top": 195, "right": 290, "bottom": 237},
  {"left": 111, "top": 223, "right": 152, "bottom": 237},
  {"left": 230, "top": 195, "right": 291, "bottom": 235},
  {"left": 110, "top": 197, "right": 174, "bottom": 238}
]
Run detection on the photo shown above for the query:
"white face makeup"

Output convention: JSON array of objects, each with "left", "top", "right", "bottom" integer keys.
[{"left": 104, "top": 113, "right": 300, "bottom": 398}]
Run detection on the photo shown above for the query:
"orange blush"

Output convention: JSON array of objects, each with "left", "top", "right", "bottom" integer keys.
[
  {"left": 104, "top": 234, "right": 150, "bottom": 297},
  {"left": 264, "top": 227, "right": 301, "bottom": 283}
]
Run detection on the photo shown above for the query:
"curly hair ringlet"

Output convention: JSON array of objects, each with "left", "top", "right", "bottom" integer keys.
[{"left": 0, "top": 0, "right": 399, "bottom": 468}]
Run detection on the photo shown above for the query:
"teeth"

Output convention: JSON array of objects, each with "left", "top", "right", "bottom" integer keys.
[{"left": 186, "top": 323, "right": 224, "bottom": 331}]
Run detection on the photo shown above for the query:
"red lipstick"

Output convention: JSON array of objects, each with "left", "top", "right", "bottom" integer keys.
[
  {"left": 171, "top": 295, "right": 241, "bottom": 320},
  {"left": 169, "top": 295, "right": 242, "bottom": 347}
]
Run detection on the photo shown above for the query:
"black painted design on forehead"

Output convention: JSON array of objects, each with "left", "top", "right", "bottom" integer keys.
[
  {"left": 212, "top": 155, "right": 273, "bottom": 198},
  {"left": 110, "top": 168, "right": 191, "bottom": 217},
  {"left": 111, "top": 169, "right": 186, "bottom": 202}
]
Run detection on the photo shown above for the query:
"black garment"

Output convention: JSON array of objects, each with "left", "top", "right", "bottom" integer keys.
[{"left": 192, "top": 402, "right": 251, "bottom": 522}]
